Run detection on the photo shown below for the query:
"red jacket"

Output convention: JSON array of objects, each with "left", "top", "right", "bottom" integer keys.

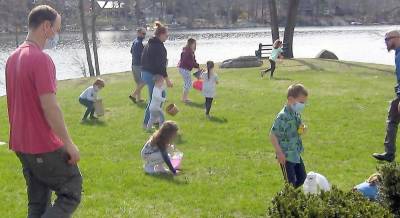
[{"left": 178, "top": 47, "right": 199, "bottom": 71}]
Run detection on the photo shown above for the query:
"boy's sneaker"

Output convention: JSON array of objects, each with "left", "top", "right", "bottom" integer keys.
[{"left": 81, "top": 118, "right": 88, "bottom": 123}]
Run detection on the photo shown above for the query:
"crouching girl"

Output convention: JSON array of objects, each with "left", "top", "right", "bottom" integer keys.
[{"left": 141, "top": 121, "right": 181, "bottom": 175}]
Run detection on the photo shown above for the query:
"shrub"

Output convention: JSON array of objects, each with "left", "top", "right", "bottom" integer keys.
[
  {"left": 268, "top": 185, "right": 392, "bottom": 218},
  {"left": 378, "top": 162, "right": 400, "bottom": 217}
]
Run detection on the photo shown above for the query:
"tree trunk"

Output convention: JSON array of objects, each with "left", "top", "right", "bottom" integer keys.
[
  {"left": 261, "top": 0, "right": 265, "bottom": 22},
  {"left": 91, "top": 0, "right": 101, "bottom": 76},
  {"left": 79, "top": 0, "right": 95, "bottom": 77},
  {"left": 135, "top": 0, "right": 143, "bottom": 25},
  {"left": 269, "top": 0, "right": 279, "bottom": 42},
  {"left": 283, "top": 0, "right": 300, "bottom": 58},
  {"left": 15, "top": 25, "right": 19, "bottom": 48},
  {"left": 255, "top": 0, "right": 259, "bottom": 21}
]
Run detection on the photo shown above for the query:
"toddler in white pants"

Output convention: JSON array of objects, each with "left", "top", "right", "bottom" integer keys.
[{"left": 147, "top": 75, "right": 166, "bottom": 130}]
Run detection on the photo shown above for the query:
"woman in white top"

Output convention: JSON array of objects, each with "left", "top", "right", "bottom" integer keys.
[
  {"left": 147, "top": 75, "right": 166, "bottom": 130},
  {"left": 79, "top": 78, "right": 105, "bottom": 121},
  {"left": 201, "top": 61, "right": 219, "bottom": 119}
]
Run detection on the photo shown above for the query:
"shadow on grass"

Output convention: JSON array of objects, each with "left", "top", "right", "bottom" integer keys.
[
  {"left": 147, "top": 173, "right": 189, "bottom": 185},
  {"left": 209, "top": 116, "right": 228, "bottom": 123},
  {"left": 80, "top": 120, "right": 107, "bottom": 126},
  {"left": 318, "top": 59, "right": 392, "bottom": 74},
  {"left": 134, "top": 101, "right": 147, "bottom": 109},
  {"left": 184, "top": 101, "right": 204, "bottom": 109},
  {"left": 271, "top": 77, "right": 293, "bottom": 81},
  {"left": 175, "top": 134, "right": 186, "bottom": 144},
  {"left": 291, "top": 59, "right": 324, "bottom": 71}
]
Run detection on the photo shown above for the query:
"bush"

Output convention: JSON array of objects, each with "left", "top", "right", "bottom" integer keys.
[
  {"left": 379, "top": 162, "right": 400, "bottom": 217},
  {"left": 268, "top": 185, "right": 392, "bottom": 218}
]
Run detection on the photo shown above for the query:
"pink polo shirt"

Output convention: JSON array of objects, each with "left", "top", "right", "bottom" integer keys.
[{"left": 6, "top": 42, "right": 63, "bottom": 154}]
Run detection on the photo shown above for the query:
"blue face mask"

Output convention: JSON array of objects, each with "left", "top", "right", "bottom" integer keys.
[
  {"left": 291, "top": 102, "right": 305, "bottom": 113},
  {"left": 44, "top": 28, "right": 59, "bottom": 50}
]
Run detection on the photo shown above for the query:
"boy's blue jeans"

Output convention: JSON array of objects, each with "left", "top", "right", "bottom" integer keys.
[
  {"left": 281, "top": 158, "right": 306, "bottom": 188},
  {"left": 142, "top": 70, "right": 166, "bottom": 126},
  {"left": 79, "top": 98, "right": 94, "bottom": 120}
]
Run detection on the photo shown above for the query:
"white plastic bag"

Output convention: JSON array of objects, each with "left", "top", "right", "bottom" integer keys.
[{"left": 303, "top": 171, "right": 331, "bottom": 194}]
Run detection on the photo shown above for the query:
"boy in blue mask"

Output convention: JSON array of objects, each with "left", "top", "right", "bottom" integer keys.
[{"left": 270, "top": 84, "right": 308, "bottom": 188}]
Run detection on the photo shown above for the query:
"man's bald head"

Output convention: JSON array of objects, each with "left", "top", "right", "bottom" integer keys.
[{"left": 385, "top": 30, "right": 400, "bottom": 51}]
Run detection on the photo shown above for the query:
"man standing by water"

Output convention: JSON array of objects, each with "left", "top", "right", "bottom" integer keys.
[
  {"left": 372, "top": 30, "right": 400, "bottom": 162},
  {"left": 129, "top": 27, "right": 147, "bottom": 103},
  {"left": 5, "top": 5, "right": 82, "bottom": 217}
]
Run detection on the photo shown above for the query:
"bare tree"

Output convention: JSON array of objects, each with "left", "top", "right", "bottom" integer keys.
[
  {"left": 91, "top": 0, "right": 110, "bottom": 76},
  {"left": 79, "top": 0, "right": 95, "bottom": 77},
  {"left": 269, "top": 0, "right": 279, "bottom": 42},
  {"left": 283, "top": 0, "right": 300, "bottom": 58}
]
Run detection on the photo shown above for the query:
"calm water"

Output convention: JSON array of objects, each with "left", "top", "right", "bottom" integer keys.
[{"left": 1, "top": 25, "right": 399, "bottom": 96}]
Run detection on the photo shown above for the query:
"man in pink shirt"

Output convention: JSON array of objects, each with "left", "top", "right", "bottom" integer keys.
[{"left": 6, "top": 5, "right": 82, "bottom": 217}]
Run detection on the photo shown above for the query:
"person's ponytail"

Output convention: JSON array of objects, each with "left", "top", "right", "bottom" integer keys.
[
  {"left": 206, "top": 61, "right": 214, "bottom": 80},
  {"left": 154, "top": 21, "right": 167, "bottom": 37}
]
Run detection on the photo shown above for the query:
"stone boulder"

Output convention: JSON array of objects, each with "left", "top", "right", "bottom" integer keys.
[
  {"left": 316, "top": 50, "right": 339, "bottom": 60},
  {"left": 220, "top": 56, "right": 263, "bottom": 68}
]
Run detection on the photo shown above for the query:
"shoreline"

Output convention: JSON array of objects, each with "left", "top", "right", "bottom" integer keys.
[
  {"left": 0, "top": 23, "right": 398, "bottom": 35},
  {"left": 0, "top": 58, "right": 395, "bottom": 98}
]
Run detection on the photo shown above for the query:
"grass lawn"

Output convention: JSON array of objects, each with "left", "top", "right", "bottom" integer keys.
[{"left": 0, "top": 58, "right": 397, "bottom": 217}]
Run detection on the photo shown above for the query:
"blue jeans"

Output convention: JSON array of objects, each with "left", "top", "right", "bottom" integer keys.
[
  {"left": 142, "top": 70, "right": 166, "bottom": 125},
  {"left": 281, "top": 158, "right": 306, "bottom": 188},
  {"left": 79, "top": 98, "right": 94, "bottom": 119}
]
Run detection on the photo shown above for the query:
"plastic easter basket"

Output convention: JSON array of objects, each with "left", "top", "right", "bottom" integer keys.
[{"left": 193, "top": 80, "right": 203, "bottom": 91}]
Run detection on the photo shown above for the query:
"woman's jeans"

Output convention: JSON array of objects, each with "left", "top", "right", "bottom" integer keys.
[
  {"left": 142, "top": 70, "right": 166, "bottom": 126},
  {"left": 79, "top": 98, "right": 94, "bottom": 119}
]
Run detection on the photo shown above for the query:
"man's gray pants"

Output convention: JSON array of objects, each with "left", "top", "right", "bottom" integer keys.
[
  {"left": 16, "top": 147, "right": 82, "bottom": 218},
  {"left": 384, "top": 98, "right": 400, "bottom": 156}
]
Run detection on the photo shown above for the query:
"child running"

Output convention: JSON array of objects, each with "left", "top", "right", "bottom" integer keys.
[
  {"left": 261, "top": 39, "right": 283, "bottom": 79},
  {"left": 147, "top": 75, "right": 166, "bottom": 130},
  {"left": 270, "top": 84, "right": 308, "bottom": 188},
  {"left": 141, "top": 121, "right": 179, "bottom": 175},
  {"left": 201, "top": 61, "right": 219, "bottom": 119},
  {"left": 79, "top": 78, "right": 105, "bottom": 122}
]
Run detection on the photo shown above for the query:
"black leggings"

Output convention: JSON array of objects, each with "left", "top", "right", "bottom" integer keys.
[
  {"left": 264, "top": 59, "right": 276, "bottom": 77},
  {"left": 205, "top": 98, "right": 214, "bottom": 115}
]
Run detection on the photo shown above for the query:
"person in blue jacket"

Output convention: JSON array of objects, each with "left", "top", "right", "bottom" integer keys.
[
  {"left": 373, "top": 30, "right": 400, "bottom": 162},
  {"left": 129, "top": 27, "right": 146, "bottom": 103}
]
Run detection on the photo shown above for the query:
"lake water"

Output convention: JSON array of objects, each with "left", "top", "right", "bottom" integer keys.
[{"left": 1, "top": 25, "right": 399, "bottom": 96}]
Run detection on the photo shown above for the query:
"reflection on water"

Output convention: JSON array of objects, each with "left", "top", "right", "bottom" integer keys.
[{"left": 1, "top": 25, "right": 399, "bottom": 96}]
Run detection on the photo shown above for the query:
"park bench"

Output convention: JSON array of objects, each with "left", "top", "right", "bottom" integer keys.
[{"left": 255, "top": 43, "right": 287, "bottom": 59}]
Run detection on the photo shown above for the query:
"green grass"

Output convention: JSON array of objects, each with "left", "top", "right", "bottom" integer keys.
[{"left": 0, "top": 58, "right": 397, "bottom": 217}]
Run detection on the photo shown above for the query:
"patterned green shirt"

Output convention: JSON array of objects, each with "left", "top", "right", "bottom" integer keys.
[{"left": 271, "top": 105, "right": 304, "bottom": 163}]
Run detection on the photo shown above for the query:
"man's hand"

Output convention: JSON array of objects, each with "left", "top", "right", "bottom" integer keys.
[
  {"left": 65, "top": 143, "right": 80, "bottom": 165},
  {"left": 276, "top": 151, "right": 286, "bottom": 165},
  {"left": 166, "top": 78, "right": 173, "bottom": 88}
]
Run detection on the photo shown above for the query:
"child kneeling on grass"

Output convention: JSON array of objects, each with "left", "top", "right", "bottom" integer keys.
[
  {"left": 201, "top": 61, "right": 219, "bottom": 119},
  {"left": 147, "top": 75, "right": 167, "bottom": 130},
  {"left": 353, "top": 173, "right": 382, "bottom": 201},
  {"left": 270, "top": 84, "right": 308, "bottom": 188},
  {"left": 79, "top": 78, "right": 105, "bottom": 122},
  {"left": 141, "top": 121, "right": 180, "bottom": 175}
]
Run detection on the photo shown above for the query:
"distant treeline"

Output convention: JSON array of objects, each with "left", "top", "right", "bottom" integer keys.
[{"left": 0, "top": 0, "right": 399, "bottom": 32}]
